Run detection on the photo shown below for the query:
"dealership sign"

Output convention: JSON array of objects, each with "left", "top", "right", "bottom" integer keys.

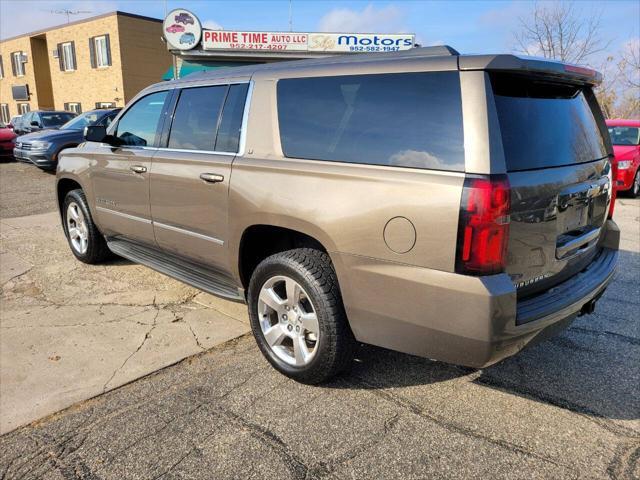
[
  {"left": 165, "top": 9, "right": 415, "bottom": 53},
  {"left": 307, "top": 33, "right": 414, "bottom": 52},
  {"left": 203, "top": 31, "right": 309, "bottom": 51},
  {"left": 163, "top": 9, "right": 202, "bottom": 50},
  {"left": 202, "top": 31, "right": 415, "bottom": 53}
]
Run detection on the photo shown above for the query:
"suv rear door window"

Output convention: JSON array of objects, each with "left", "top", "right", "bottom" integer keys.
[
  {"left": 277, "top": 72, "right": 465, "bottom": 171},
  {"left": 215, "top": 83, "right": 249, "bottom": 153},
  {"left": 168, "top": 85, "right": 227, "bottom": 151},
  {"left": 115, "top": 91, "right": 168, "bottom": 147},
  {"left": 491, "top": 74, "right": 607, "bottom": 171}
]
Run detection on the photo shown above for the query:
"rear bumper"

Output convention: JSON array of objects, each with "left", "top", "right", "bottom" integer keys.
[
  {"left": 0, "top": 142, "right": 15, "bottom": 157},
  {"left": 334, "top": 220, "right": 619, "bottom": 368},
  {"left": 516, "top": 248, "right": 617, "bottom": 325}
]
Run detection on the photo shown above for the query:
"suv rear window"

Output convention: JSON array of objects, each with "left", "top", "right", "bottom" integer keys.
[
  {"left": 277, "top": 72, "right": 465, "bottom": 171},
  {"left": 491, "top": 74, "right": 607, "bottom": 171},
  {"left": 40, "top": 112, "right": 76, "bottom": 127}
]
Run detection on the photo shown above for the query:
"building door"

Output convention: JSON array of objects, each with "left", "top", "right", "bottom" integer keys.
[{"left": 30, "top": 36, "right": 54, "bottom": 109}]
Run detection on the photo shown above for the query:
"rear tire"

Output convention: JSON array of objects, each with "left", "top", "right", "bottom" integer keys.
[
  {"left": 247, "top": 248, "right": 355, "bottom": 384},
  {"left": 62, "top": 189, "right": 111, "bottom": 264}
]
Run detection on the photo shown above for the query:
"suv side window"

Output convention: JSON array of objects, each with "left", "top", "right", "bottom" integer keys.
[
  {"left": 168, "top": 85, "right": 227, "bottom": 151},
  {"left": 215, "top": 83, "right": 249, "bottom": 153},
  {"left": 115, "top": 91, "right": 168, "bottom": 147},
  {"left": 277, "top": 72, "right": 465, "bottom": 171}
]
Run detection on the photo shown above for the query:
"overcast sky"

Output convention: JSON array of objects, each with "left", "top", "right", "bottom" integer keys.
[{"left": 1, "top": 0, "right": 638, "bottom": 63}]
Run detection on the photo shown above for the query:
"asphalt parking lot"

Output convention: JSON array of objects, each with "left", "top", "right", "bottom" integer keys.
[
  {"left": 0, "top": 162, "right": 58, "bottom": 219},
  {"left": 0, "top": 161, "right": 639, "bottom": 479}
]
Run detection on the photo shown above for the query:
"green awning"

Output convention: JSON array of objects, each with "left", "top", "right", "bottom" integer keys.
[{"left": 162, "top": 60, "right": 257, "bottom": 81}]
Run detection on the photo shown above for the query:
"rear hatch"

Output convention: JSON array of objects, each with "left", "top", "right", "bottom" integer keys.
[{"left": 489, "top": 72, "right": 612, "bottom": 299}]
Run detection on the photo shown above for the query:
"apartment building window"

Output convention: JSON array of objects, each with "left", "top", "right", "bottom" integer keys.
[
  {"left": 0, "top": 104, "right": 9, "bottom": 124},
  {"left": 11, "top": 52, "right": 25, "bottom": 76},
  {"left": 90, "top": 34, "right": 111, "bottom": 68},
  {"left": 18, "top": 103, "right": 30, "bottom": 114},
  {"left": 96, "top": 102, "right": 116, "bottom": 108},
  {"left": 0, "top": 55, "right": 4, "bottom": 79},
  {"left": 64, "top": 102, "right": 82, "bottom": 113},
  {"left": 57, "top": 42, "right": 76, "bottom": 71}
]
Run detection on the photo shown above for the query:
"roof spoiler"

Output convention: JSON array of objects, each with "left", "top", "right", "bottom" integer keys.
[
  {"left": 410, "top": 45, "right": 460, "bottom": 56},
  {"left": 458, "top": 54, "right": 602, "bottom": 85}
]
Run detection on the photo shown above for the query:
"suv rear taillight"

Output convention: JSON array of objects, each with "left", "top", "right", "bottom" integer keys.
[
  {"left": 608, "top": 158, "right": 617, "bottom": 219},
  {"left": 455, "top": 175, "right": 511, "bottom": 276}
]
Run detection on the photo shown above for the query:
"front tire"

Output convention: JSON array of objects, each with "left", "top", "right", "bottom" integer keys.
[
  {"left": 247, "top": 248, "right": 355, "bottom": 384},
  {"left": 62, "top": 189, "right": 111, "bottom": 264}
]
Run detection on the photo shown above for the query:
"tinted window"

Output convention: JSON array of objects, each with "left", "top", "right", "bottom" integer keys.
[
  {"left": 102, "top": 112, "right": 118, "bottom": 127},
  {"left": 215, "top": 83, "right": 249, "bottom": 153},
  {"left": 60, "top": 111, "right": 102, "bottom": 130},
  {"left": 277, "top": 72, "right": 464, "bottom": 171},
  {"left": 116, "top": 91, "right": 168, "bottom": 147},
  {"left": 40, "top": 112, "right": 75, "bottom": 127},
  {"left": 169, "top": 86, "right": 226, "bottom": 151},
  {"left": 608, "top": 126, "right": 639, "bottom": 146},
  {"left": 491, "top": 74, "right": 607, "bottom": 171}
]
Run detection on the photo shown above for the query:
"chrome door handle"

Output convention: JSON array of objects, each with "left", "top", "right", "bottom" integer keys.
[
  {"left": 130, "top": 165, "right": 147, "bottom": 173},
  {"left": 200, "top": 173, "right": 224, "bottom": 183}
]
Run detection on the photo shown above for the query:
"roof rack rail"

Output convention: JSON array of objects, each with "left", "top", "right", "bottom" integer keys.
[{"left": 412, "top": 45, "right": 460, "bottom": 56}]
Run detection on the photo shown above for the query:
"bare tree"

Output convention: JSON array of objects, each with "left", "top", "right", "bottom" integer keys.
[
  {"left": 609, "top": 39, "right": 640, "bottom": 118},
  {"left": 595, "top": 62, "right": 617, "bottom": 118},
  {"left": 514, "top": 1, "right": 609, "bottom": 65},
  {"left": 618, "top": 39, "right": 640, "bottom": 89},
  {"left": 616, "top": 93, "right": 640, "bottom": 118}
]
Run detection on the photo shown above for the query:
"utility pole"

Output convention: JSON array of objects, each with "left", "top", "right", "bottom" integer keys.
[{"left": 288, "top": 0, "right": 293, "bottom": 32}]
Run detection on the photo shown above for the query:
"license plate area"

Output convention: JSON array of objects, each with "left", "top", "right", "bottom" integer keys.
[{"left": 555, "top": 179, "right": 608, "bottom": 259}]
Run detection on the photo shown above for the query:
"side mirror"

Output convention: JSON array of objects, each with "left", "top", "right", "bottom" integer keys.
[
  {"left": 84, "top": 125, "right": 122, "bottom": 146},
  {"left": 30, "top": 121, "right": 40, "bottom": 127},
  {"left": 84, "top": 125, "right": 108, "bottom": 143}
]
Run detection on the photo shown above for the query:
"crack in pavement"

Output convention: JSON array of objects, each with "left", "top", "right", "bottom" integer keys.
[
  {"left": 185, "top": 320, "right": 206, "bottom": 351},
  {"left": 215, "top": 406, "right": 314, "bottom": 480},
  {"left": 0, "top": 308, "right": 158, "bottom": 330},
  {"left": 101, "top": 300, "right": 160, "bottom": 393},
  {"left": 569, "top": 326, "right": 640, "bottom": 346},
  {"left": 474, "top": 374, "right": 640, "bottom": 439},
  {"left": 606, "top": 440, "right": 640, "bottom": 480},
  {"left": 347, "top": 375, "right": 581, "bottom": 476},
  {"left": 307, "top": 412, "right": 402, "bottom": 478}
]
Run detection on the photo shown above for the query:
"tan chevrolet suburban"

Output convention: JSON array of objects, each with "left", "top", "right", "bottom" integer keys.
[{"left": 56, "top": 46, "right": 619, "bottom": 383}]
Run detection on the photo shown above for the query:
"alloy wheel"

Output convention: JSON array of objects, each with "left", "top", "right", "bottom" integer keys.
[
  {"left": 257, "top": 275, "right": 320, "bottom": 366},
  {"left": 66, "top": 202, "right": 89, "bottom": 254}
]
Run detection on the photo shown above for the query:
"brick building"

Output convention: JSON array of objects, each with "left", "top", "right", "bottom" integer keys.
[{"left": 0, "top": 11, "right": 172, "bottom": 123}]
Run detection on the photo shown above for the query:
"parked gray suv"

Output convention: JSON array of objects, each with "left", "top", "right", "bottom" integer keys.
[{"left": 56, "top": 46, "right": 618, "bottom": 383}]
